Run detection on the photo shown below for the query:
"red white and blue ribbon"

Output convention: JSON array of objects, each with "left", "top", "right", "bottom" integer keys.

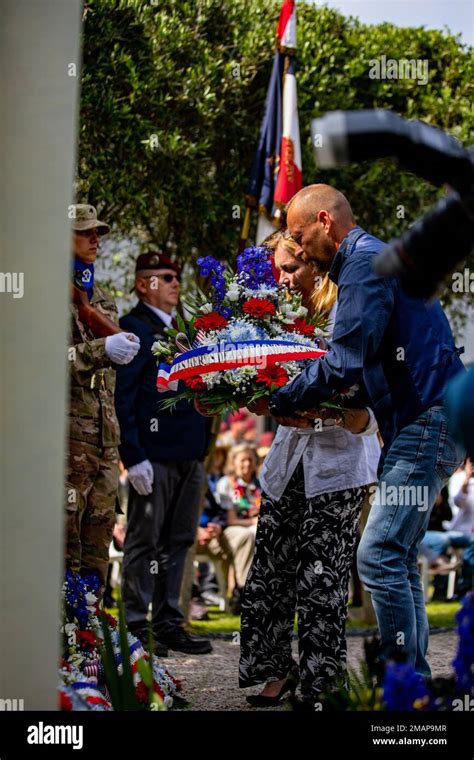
[{"left": 157, "top": 339, "right": 326, "bottom": 392}]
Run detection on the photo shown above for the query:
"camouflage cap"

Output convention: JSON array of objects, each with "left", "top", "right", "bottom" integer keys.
[{"left": 71, "top": 204, "right": 110, "bottom": 234}]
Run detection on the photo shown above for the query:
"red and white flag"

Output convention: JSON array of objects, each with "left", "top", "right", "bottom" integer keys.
[
  {"left": 251, "top": 0, "right": 302, "bottom": 244},
  {"left": 274, "top": 1, "right": 302, "bottom": 208}
]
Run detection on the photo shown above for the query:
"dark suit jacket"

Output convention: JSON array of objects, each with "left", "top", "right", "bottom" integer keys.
[{"left": 115, "top": 300, "right": 210, "bottom": 468}]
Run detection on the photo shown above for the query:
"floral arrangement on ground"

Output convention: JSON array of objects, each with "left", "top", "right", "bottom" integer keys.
[{"left": 59, "top": 570, "right": 183, "bottom": 711}]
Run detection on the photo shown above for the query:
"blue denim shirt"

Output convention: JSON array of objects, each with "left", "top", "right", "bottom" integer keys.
[{"left": 271, "top": 226, "right": 465, "bottom": 451}]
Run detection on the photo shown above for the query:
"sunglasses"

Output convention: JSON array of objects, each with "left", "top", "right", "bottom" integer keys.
[{"left": 143, "top": 272, "right": 181, "bottom": 284}]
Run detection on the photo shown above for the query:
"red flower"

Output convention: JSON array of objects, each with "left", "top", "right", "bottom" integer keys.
[
  {"left": 256, "top": 365, "right": 289, "bottom": 389},
  {"left": 242, "top": 298, "right": 276, "bottom": 318},
  {"left": 194, "top": 312, "right": 228, "bottom": 331},
  {"left": 59, "top": 691, "right": 72, "bottom": 711},
  {"left": 136, "top": 681, "right": 149, "bottom": 704},
  {"left": 184, "top": 375, "right": 207, "bottom": 390},
  {"left": 75, "top": 629, "right": 97, "bottom": 647},
  {"left": 105, "top": 613, "right": 117, "bottom": 628},
  {"left": 285, "top": 318, "right": 315, "bottom": 337}
]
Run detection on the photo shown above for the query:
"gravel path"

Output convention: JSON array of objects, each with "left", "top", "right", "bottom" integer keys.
[{"left": 165, "top": 632, "right": 458, "bottom": 711}]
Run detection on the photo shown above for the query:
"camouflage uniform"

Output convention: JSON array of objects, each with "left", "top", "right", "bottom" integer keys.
[{"left": 66, "top": 284, "right": 120, "bottom": 587}]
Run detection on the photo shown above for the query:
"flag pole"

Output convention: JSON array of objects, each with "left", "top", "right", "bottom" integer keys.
[
  {"left": 239, "top": 0, "right": 298, "bottom": 251},
  {"left": 238, "top": 205, "right": 252, "bottom": 253}
]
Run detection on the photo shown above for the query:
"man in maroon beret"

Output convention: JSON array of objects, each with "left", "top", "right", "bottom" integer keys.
[{"left": 115, "top": 251, "right": 212, "bottom": 656}]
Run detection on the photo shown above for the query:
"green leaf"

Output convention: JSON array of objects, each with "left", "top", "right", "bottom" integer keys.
[
  {"left": 117, "top": 598, "right": 142, "bottom": 711},
  {"left": 176, "top": 312, "right": 188, "bottom": 335},
  {"left": 99, "top": 611, "right": 122, "bottom": 710}
]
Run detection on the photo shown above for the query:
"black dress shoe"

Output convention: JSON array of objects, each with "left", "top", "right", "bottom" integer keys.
[
  {"left": 158, "top": 628, "right": 213, "bottom": 654},
  {"left": 152, "top": 639, "right": 169, "bottom": 657}
]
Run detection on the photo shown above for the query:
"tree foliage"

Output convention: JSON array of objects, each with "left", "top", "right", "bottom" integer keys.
[{"left": 79, "top": 0, "right": 473, "bottom": 316}]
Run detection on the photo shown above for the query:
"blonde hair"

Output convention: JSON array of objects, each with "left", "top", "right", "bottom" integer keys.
[
  {"left": 263, "top": 230, "right": 337, "bottom": 318},
  {"left": 226, "top": 444, "right": 258, "bottom": 476},
  {"left": 310, "top": 272, "right": 337, "bottom": 318}
]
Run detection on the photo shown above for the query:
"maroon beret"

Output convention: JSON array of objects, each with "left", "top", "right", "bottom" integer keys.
[{"left": 134, "top": 250, "right": 181, "bottom": 276}]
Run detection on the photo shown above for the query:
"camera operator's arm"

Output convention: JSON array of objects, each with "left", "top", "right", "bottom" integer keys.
[{"left": 270, "top": 252, "right": 395, "bottom": 417}]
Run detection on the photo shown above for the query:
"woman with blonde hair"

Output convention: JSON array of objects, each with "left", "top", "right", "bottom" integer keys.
[
  {"left": 239, "top": 230, "right": 381, "bottom": 708},
  {"left": 216, "top": 443, "right": 262, "bottom": 602}
]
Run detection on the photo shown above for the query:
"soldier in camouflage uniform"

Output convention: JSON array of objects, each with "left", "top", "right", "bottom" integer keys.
[{"left": 67, "top": 204, "right": 140, "bottom": 589}]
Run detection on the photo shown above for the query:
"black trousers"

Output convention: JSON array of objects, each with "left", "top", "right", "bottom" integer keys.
[
  {"left": 239, "top": 463, "right": 366, "bottom": 700},
  {"left": 122, "top": 460, "right": 204, "bottom": 637}
]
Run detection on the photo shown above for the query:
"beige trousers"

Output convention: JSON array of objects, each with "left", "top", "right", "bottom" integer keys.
[{"left": 223, "top": 524, "right": 258, "bottom": 588}]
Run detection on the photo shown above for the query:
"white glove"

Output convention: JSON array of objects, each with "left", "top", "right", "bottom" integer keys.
[
  {"left": 128, "top": 459, "right": 154, "bottom": 496},
  {"left": 105, "top": 332, "right": 140, "bottom": 365}
]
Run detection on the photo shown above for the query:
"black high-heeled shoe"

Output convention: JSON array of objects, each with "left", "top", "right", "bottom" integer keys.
[{"left": 246, "top": 667, "right": 300, "bottom": 707}]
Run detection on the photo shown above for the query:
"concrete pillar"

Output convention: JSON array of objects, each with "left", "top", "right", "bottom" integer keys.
[{"left": 0, "top": 0, "right": 82, "bottom": 709}]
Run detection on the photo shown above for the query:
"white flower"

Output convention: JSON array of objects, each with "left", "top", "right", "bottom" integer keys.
[
  {"left": 202, "top": 371, "right": 221, "bottom": 388},
  {"left": 201, "top": 329, "right": 219, "bottom": 344},
  {"left": 200, "top": 302, "right": 213, "bottom": 314},
  {"left": 152, "top": 339, "right": 171, "bottom": 356},
  {"left": 226, "top": 284, "right": 240, "bottom": 302},
  {"left": 223, "top": 366, "right": 257, "bottom": 388},
  {"left": 296, "top": 305, "right": 308, "bottom": 318},
  {"left": 85, "top": 592, "right": 98, "bottom": 605},
  {"left": 269, "top": 323, "right": 284, "bottom": 336},
  {"left": 280, "top": 303, "right": 299, "bottom": 323},
  {"left": 281, "top": 360, "right": 303, "bottom": 381},
  {"left": 244, "top": 285, "right": 278, "bottom": 299}
]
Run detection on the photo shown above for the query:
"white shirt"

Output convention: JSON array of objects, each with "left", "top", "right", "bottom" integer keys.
[
  {"left": 142, "top": 302, "right": 175, "bottom": 327},
  {"left": 259, "top": 303, "right": 381, "bottom": 500}
]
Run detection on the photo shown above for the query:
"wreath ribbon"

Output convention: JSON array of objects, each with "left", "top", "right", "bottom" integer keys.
[{"left": 157, "top": 339, "right": 326, "bottom": 392}]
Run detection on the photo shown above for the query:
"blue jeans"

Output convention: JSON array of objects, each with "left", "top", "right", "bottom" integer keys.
[
  {"left": 422, "top": 530, "right": 474, "bottom": 566},
  {"left": 357, "top": 406, "right": 465, "bottom": 677}
]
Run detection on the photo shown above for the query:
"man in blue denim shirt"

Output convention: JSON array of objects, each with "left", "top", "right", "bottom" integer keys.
[{"left": 267, "top": 184, "right": 465, "bottom": 679}]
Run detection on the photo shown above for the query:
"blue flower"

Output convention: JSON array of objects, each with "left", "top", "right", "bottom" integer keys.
[
  {"left": 236, "top": 246, "right": 276, "bottom": 290},
  {"left": 453, "top": 591, "right": 474, "bottom": 694},
  {"left": 382, "top": 662, "right": 431, "bottom": 710},
  {"left": 63, "top": 570, "right": 102, "bottom": 630},
  {"left": 217, "top": 319, "right": 268, "bottom": 343},
  {"left": 197, "top": 256, "right": 226, "bottom": 303}
]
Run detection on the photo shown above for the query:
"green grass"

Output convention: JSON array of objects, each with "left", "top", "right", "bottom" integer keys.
[
  {"left": 189, "top": 601, "right": 461, "bottom": 636},
  {"left": 425, "top": 600, "right": 461, "bottom": 629},
  {"left": 188, "top": 607, "right": 240, "bottom": 636}
]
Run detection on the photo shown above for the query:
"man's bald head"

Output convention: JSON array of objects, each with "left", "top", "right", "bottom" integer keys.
[
  {"left": 286, "top": 184, "right": 356, "bottom": 273},
  {"left": 287, "top": 184, "right": 355, "bottom": 227}
]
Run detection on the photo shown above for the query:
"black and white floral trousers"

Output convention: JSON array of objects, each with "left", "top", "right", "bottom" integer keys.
[{"left": 239, "top": 462, "right": 366, "bottom": 701}]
